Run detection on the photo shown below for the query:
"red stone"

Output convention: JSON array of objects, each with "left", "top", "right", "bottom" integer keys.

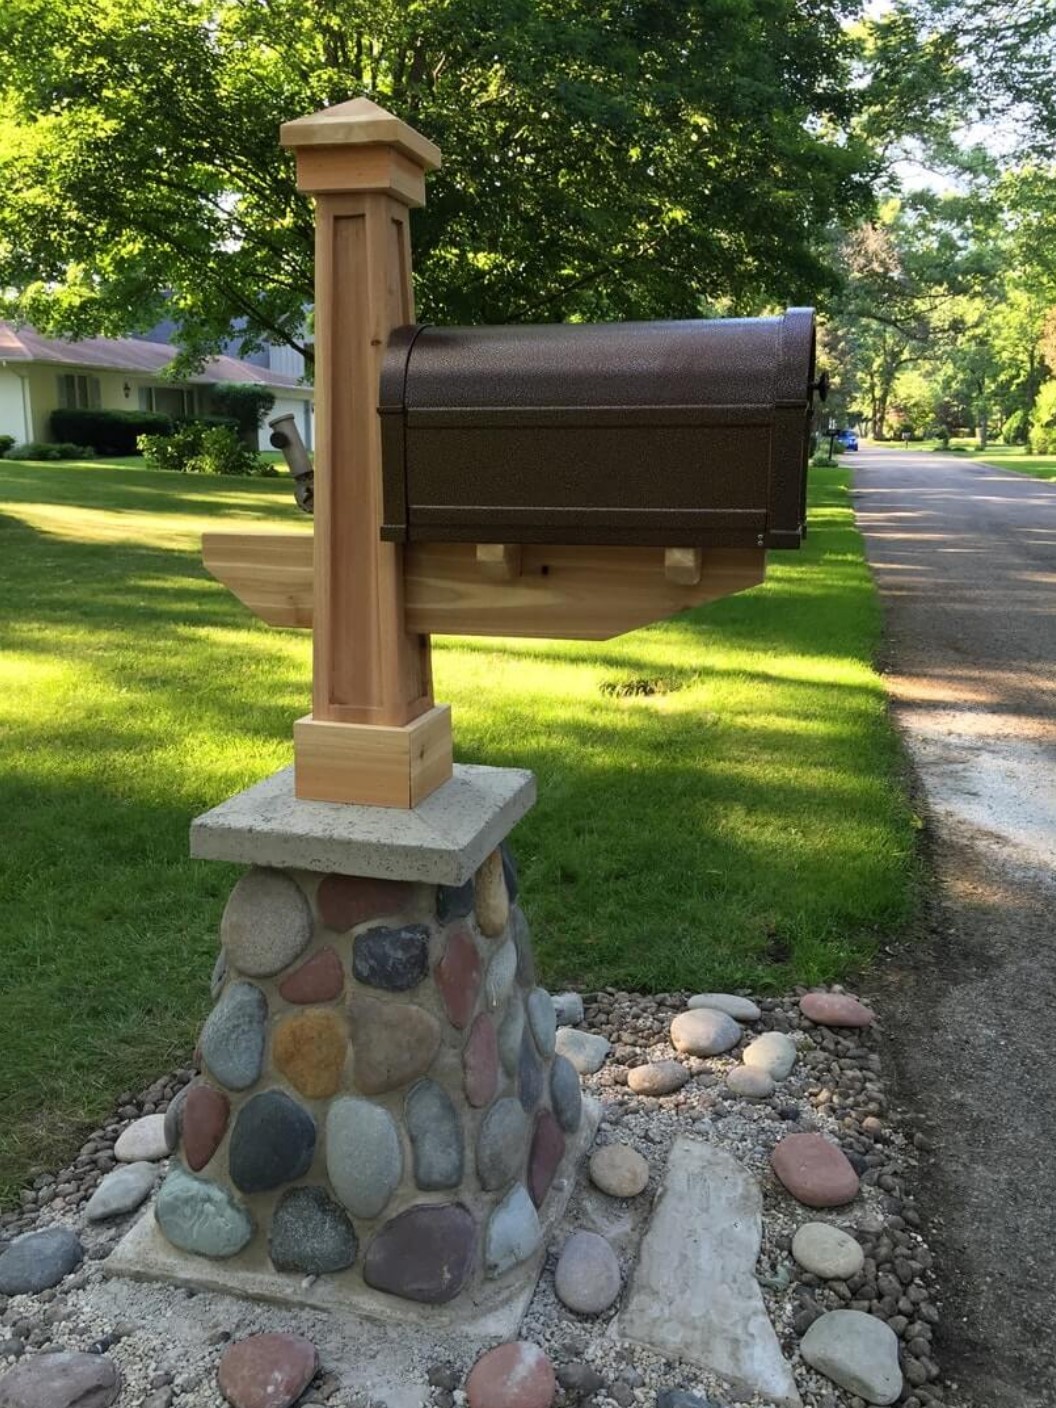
[
  {"left": 182, "top": 1084, "right": 229, "bottom": 1173},
  {"left": 278, "top": 946, "right": 344, "bottom": 1004},
  {"left": 436, "top": 926, "right": 482, "bottom": 1029},
  {"left": 466, "top": 1341, "right": 556, "bottom": 1408},
  {"left": 317, "top": 874, "right": 413, "bottom": 932},
  {"left": 771, "top": 1133, "right": 860, "bottom": 1208},
  {"left": 527, "top": 1110, "right": 565, "bottom": 1208},
  {"left": 464, "top": 1014, "right": 499, "bottom": 1108},
  {"left": 800, "top": 992, "right": 876, "bottom": 1028},
  {"left": 217, "top": 1333, "right": 318, "bottom": 1408}
]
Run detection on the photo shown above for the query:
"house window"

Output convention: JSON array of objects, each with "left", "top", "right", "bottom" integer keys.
[
  {"left": 138, "top": 385, "right": 198, "bottom": 416},
  {"left": 57, "top": 373, "right": 101, "bottom": 410}
]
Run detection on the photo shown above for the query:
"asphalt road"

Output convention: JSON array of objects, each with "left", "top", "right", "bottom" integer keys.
[{"left": 852, "top": 447, "right": 1056, "bottom": 1408}]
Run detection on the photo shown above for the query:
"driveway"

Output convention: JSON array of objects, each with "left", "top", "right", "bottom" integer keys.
[{"left": 852, "top": 447, "right": 1056, "bottom": 1408}]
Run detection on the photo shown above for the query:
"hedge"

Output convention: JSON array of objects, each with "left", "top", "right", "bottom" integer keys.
[{"left": 50, "top": 409, "right": 174, "bottom": 455}]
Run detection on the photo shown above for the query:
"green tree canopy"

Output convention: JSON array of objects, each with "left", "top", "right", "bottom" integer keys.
[{"left": 0, "top": 0, "right": 877, "bottom": 364}]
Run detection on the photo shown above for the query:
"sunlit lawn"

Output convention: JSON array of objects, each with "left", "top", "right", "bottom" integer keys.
[
  {"left": 885, "top": 439, "right": 1056, "bottom": 481},
  {"left": 0, "top": 455, "right": 916, "bottom": 1200}
]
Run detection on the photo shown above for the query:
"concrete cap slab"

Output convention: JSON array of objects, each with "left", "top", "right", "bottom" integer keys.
[{"left": 190, "top": 764, "right": 536, "bottom": 885}]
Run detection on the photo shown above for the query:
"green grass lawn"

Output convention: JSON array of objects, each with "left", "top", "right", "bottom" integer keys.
[
  {"left": 0, "top": 455, "right": 917, "bottom": 1202},
  {"left": 881, "top": 439, "right": 1056, "bottom": 481}
]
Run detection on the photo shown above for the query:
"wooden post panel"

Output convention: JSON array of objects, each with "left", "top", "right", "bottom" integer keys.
[{"left": 279, "top": 99, "right": 453, "bottom": 806}]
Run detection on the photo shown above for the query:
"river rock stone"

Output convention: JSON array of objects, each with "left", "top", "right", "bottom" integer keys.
[
  {"left": 273, "top": 1009, "right": 347, "bottom": 1098},
  {"left": 550, "top": 1055, "right": 583, "bottom": 1133},
  {"left": 669, "top": 1008, "right": 741, "bottom": 1056},
  {"left": 467, "top": 1342, "right": 556, "bottom": 1408},
  {"left": 436, "top": 926, "right": 482, "bottom": 1029},
  {"left": 555, "top": 1027, "right": 610, "bottom": 1075},
  {"left": 465, "top": 1013, "right": 500, "bottom": 1107},
  {"left": 155, "top": 1163, "right": 254, "bottom": 1258},
  {"left": 114, "top": 1112, "right": 171, "bottom": 1162},
  {"left": 501, "top": 841, "right": 519, "bottom": 901},
  {"left": 627, "top": 1060, "right": 689, "bottom": 1096},
  {"left": 554, "top": 1230, "right": 621, "bottom": 1314},
  {"left": 348, "top": 994, "right": 441, "bottom": 1094},
  {"left": 317, "top": 874, "right": 412, "bottom": 931},
  {"left": 771, "top": 1134, "right": 860, "bottom": 1208},
  {"left": 499, "top": 999, "right": 526, "bottom": 1075},
  {"left": 743, "top": 1031, "right": 797, "bottom": 1080},
  {"left": 200, "top": 982, "right": 267, "bottom": 1091},
  {"left": 0, "top": 1350, "right": 120, "bottom": 1408},
  {"left": 484, "top": 1184, "right": 542, "bottom": 1279},
  {"left": 526, "top": 987, "right": 557, "bottom": 1058},
  {"left": 475, "top": 848, "right": 509, "bottom": 938},
  {"left": 726, "top": 1066, "right": 775, "bottom": 1100},
  {"left": 800, "top": 992, "right": 876, "bottom": 1028},
  {"left": 792, "top": 1222, "right": 865, "bottom": 1279},
  {"left": 688, "top": 993, "right": 761, "bottom": 1022},
  {"left": 0, "top": 1228, "right": 82, "bottom": 1294},
  {"left": 552, "top": 992, "right": 584, "bottom": 1026},
  {"left": 269, "top": 1187, "right": 357, "bottom": 1274},
  {"left": 229, "top": 1090, "right": 316, "bottom": 1194},
  {"left": 221, "top": 869, "right": 312, "bottom": 978},
  {"left": 352, "top": 924, "right": 430, "bottom": 991},
  {"left": 278, "top": 947, "right": 344, "bottom": 1004},
  {"left": 477, "top": 1097, "right": 529, "bottom": 1190},
  {"left": 406, "top": 1080, "right": 463, "bottom": 1190},
  {"left": 518, "top": 1026, "right": 543, "bottom": 1113},
  {"left": 528, "top": 1110, "right": 565, "bottom": 1207},
  {"left": 485, "top": 939, "right": 517, "bottom": 1008},
  {"left": 589, "top": 1144, "right": 649, "bottom": 1198},
  {"left": 800, "top": 1310, "right": 903, "bottom": 1404},
  {"left": 182, "top": 1084, "right": 230, "bottom": 1172},
  {"left": 363, "top": 1203, "right": 477, "bottom": 1304},
  {"left": 164, "top": 1083, "right": 189, "bottom": 1151},
  {"left": 218, "top": 1333, "right": 318, "bottom": 1408},
  {"left": 436, "top": 878, "right": 474, "bottom": 924},
  {"left": 85, "top": 1162, "right": 156, "bottom": 1221},
  {"left": 511, "top": 906, "right": 536, "bottom": 987},
  {"left": 211, "top": 949, "right": 228, "bottom": 1000},
  {"left": 326, "top": 1096, "right": 402, "bottom": 1218}
]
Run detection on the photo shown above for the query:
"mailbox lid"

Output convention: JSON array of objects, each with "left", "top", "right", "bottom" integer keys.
[{"left": 380, "top": 309, "right": 816, "bottom": 548}]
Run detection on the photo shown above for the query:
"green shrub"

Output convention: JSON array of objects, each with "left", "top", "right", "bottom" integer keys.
[
  {"left": 0, "top": 435, "right": 14, "bottom": 456},
  {"left": 51, "top": 408, "right": 173, "bottom": 455},
  {"left": 925, "top": 422, "right": 950, "bottom": 447},
  {"left": 138, "top": 423, "right": 276, "bottom": 477},
  {"left": 1029, "top": 382, "right": 1056, "bottom": 455},
  {"left": 1001, "top": 409, "right": 1029, "bottom": 445},
  {"left": 176, "top": 413, "right": 241, "bottom": 434},
  {"left": 208, "top": 383, "right": 277, "bottom": 437},
  {"left": 3, "top": 440, "right": 95, "bottom": 461}
]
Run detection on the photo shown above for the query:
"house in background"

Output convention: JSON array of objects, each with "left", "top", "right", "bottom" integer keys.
[{"left": 0, "top": 323, "right": 314, "bottom": 451}]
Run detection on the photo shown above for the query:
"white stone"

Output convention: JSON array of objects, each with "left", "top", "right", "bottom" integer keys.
[
  {"left": 221, "top": 867, "right": 311, "bottom": 977},
  {"left": 555, "top": 1027, "right": 611, "bottom": 1075},
  {"left": 552, "top": 992, "right": 585, "bottom": 1026},
  {"left": 800, "top": 1310, "right": 903, "bottom": 1404},
  {"left": 743, "top": 1031, "right": 797, "bottom": 1080},
  {"left": 726, "top": 1066, "right": 775, "bottom": 1100},
  {"left": 554, "top": 1230, "right": 621, "bottom": 1314},
  {"left": 190, "top": 763, "right": 536, "bottom": 886},
  {"left": 589, "top": 1144, "right": 650, "bottom": 1198},
  {"left": 617, "top": 1137, "right": 802, "bottom": 1406},
  {"left": 670, "top": 1008, "right": 741, "bottom": 1057},
  {"left": 792, "top": 1223, "right": 865, "bottom": 1280},
  {"left": 114, "top": 1114, "right": 171, "bottom": 1163},
  {"left": 688, "top": 993, "right": 762, "bottom": 1022},
  {"left": 86, "top": 1162, "right": 157, "bottom": 1221}
]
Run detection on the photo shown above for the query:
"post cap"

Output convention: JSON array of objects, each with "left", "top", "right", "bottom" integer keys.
[{"left": 280, "top": 97, "right": 441, "bottom": 172}]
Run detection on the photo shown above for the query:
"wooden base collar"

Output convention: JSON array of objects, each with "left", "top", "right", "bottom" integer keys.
[{"left": 294, "top": 706, "right": 453, "bottom": 808}]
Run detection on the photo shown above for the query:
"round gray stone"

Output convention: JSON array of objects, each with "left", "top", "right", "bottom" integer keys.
[
  {"left": 85, "top": 1162, "right": 157, "bottom": 1221},
  {"left": 526, "top": 987, "right": 557, "bottom": 1058},
  {"left": 326, "top": 1096, "right": 403, "bottom": 1218},
  {"left": 154, "top": 1163, "right": 254, "bottom": 1258},
  {"left": 552, "top": 992, "right": 584, "bottom": 1026},
  {"left": 221, "top": 868, "right": 312, "bottom": 977},
  {"left": 485, "top": 939, "right": 518, "bottom": 1009},
  {"left": 476, "top": 1096, "right": 529, "bottom": 1190},
  {"left": 352, "top": 924, "right": 430, "bottom": 991},
  {"left": 800, "top": 1309, "right": 903, "bottom": 1404},
  {"left": 498, "top": 998, "right": 526, "bottom": 1076},
  {"left": 743, "top": 1030, "right": 797, "bottom": 1080},
  {"left": 657, "top": 1393, "right": 711, "bottom": 1408},
  {"left": 792, "top": 1222, "right": 865, "bottom": 1280},
  {"left": 687, "top": 992, "right": 761, "bottom": 1022},
  {"left": 518, "top": 1026, "right": 543, "bottom": 1113},
  {"left": 669, "top": 1008, "right": 741, "bottom": 1056},
  {"left": 406, "top": 1079, "right": 463, "bottom": 1190},
  {"left": 511, "top": 905, "right": 536, "bottom": 987},
  {"left": 229, "top": 1090, "right": 316, "bottom": 1194},
  {"left": 550, "top": 1055, "right": 583, "bottom": 1133},
  {"left": 114, "top": 1113, "right": 170, "bottom": 1162},
  {"left": 555, "top": 1027, "right": 610, "bottom": 1075},
  {"left": 627, "top": 1060, "right": 689, "bottom": 1096},
  {"left": 725, "top": 1065, "right": 775, "bottom": 1099},
  {"left": 0, "top": 1227, "right": 82, "bottom": 1295},
  {"left": 270, "top": 1186, "right": 357, "bottom": 1274},
  {"left": 163, "top": 1084, "right": 189, "bottom": 1151},
  {"left": 0, "top": 1350, "right": 120, "bottom": 1408},
  {"left": 554, "top": 1230, "right": 622, "bottom": 1314},
  {"left": 484, "top": 1183, "right": 541, "bottom": 1278},
  {"left": 199, "top": 981, "right": 267, "bottom": 1091}
]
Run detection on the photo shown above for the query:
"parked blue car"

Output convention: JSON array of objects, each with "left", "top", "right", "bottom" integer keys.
[{"left": 834, "top": 429, "right": 859, "bottom": 451}]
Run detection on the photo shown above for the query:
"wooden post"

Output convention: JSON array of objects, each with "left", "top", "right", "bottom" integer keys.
[{"left": 280, "top": 99, "right": 453, "bottom": 807}]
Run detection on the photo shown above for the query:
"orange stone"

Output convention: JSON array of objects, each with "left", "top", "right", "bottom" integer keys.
[
  {"left": 317, "top": 874, "right": 413, "bottom": 932},
  {"left": 273, "top": 1009, "right": 348, "bottom": 1099},
  {"left": 218, "top": 1333, "right": 318, "bottom": 1408},
  {"left": 436, "top": 926, "right": 482, "bottom": 1029},
  {"left": 800, "top": 992, "right": 876, "bottom": 1028},
  {"left": 278, "top": 947, "right": 344, "bottom": 1004},
  {"left": 771, "top": 1133, "right": 860, "bottom": 1208}
]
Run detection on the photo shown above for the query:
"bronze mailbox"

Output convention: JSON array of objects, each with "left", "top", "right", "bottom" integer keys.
[{"left": 380, "top": 307, "right": 822, "bottom": 551}]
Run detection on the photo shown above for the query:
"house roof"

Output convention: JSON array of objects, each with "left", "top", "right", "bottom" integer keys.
[{"left": 0, "top": 322, "right": 309, "bottom": 391}]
